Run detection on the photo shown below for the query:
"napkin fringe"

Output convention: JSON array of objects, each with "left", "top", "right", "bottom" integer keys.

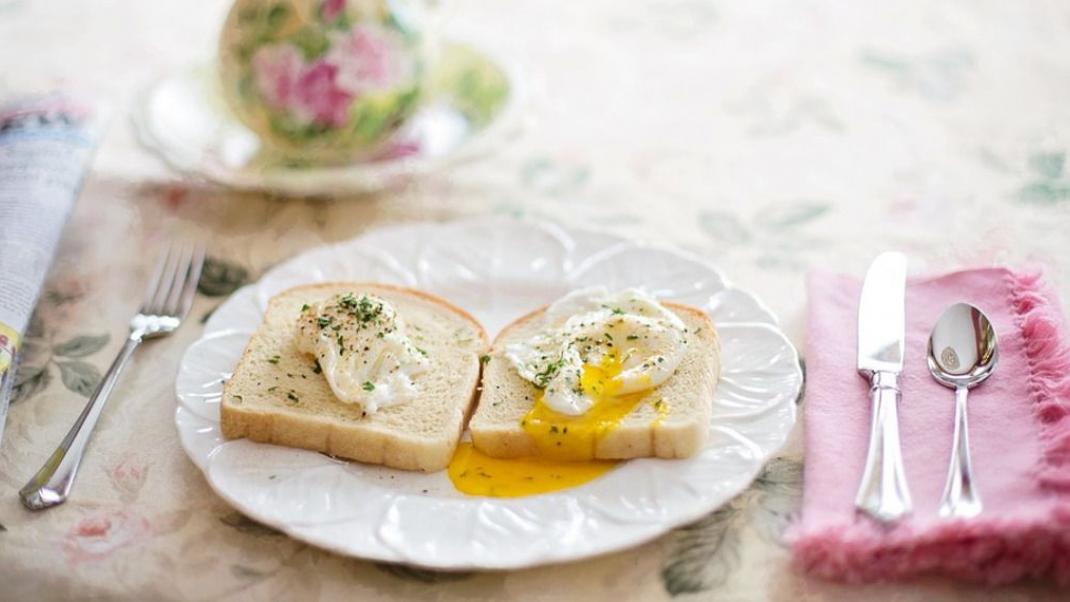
[
  {"left": 1006, "top": 270, "right": 1070, "bottom": 492},
  {"left": 789, "top": 506, "right": 1070, "bottom": 585}
]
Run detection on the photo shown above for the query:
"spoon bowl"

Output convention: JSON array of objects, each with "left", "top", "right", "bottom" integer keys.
[
  {"left": 927, "top": 303, "right": 998, "bottom": 389},
  {"left": 927, "top": 302, "right": 999, "bottom": 519}
]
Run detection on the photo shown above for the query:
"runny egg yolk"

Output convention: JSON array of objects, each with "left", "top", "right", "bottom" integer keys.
[
  {"left": 523, "top": 352, "right": 650, "bottom": 461},
  {"left": 448, "top": 353, "right": 658, "bottom": 498},
  {"left": 447, "top": 443, "right": 616, "bottom": 497}
]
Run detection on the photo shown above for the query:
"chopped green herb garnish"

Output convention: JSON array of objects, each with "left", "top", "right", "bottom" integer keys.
[
  {"left": 338, "top": 292, "right": 358, "bottom": 310},
  {"left": 301, "top": 303, "right": 311, "bottom": 312},
  {"left": 533, "top": 356, "right": 565, "bottom": 389},
  {"left": 338, "top": 293, "right": 383, "bottom": 323},
  {"left": 317, "top": 316, "right": 331, "bottom": 328},
  {"left": 480, "top": 354, "right": 491, "bottom": 364},
  {"left": 362, "top": 381, "right": 375, "bottom": 392},
  {"left": 626, "top": 334, "right": 639, "bottom": 341},
  {"left": 267, "top": 355, "right": 280, "bottom": 364}
]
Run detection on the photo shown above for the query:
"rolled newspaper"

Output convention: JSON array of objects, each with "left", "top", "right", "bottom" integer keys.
[{"left": 0, "top": 93, "right": 106, "bottom": 444}]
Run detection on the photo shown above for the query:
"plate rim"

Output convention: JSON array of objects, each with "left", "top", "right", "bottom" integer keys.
[{"left": 174, "top": 216, "right": 802, "bottom": 570}]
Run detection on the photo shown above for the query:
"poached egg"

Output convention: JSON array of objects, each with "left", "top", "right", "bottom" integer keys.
[
  {"left": 447, "top": 288, "right": 688, "bottom": 496},
  {"left": 295, "top": 292, "right": 428, "bottom": 413},
  {"left": 505, "top": 287, "right": 688, "bottom": 416}
]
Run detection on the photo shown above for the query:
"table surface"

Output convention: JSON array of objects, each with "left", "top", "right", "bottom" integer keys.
[{"left": 2, "top": 0, "right": 1070, "bottom": 600}]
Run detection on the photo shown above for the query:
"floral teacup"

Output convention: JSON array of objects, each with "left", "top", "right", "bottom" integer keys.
[{"left": 219, "top": 0, "right": 430, "bottom": 163}]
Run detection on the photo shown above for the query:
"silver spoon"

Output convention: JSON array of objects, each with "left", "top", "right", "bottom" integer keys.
[{"left": 927, "top": 303, "right": 998, "bottom": 519}]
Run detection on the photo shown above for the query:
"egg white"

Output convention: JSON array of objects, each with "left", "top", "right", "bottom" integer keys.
[
  {"left": 505, "top": 287, "right": 688, "bottom": 415},
  {"left": 295, "top": 293, "right": 428, "bottom": 412}
]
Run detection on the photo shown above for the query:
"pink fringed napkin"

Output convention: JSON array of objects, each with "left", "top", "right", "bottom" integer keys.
[{"left": 790, "top": 267, "right": 1070, "bottom": 585}]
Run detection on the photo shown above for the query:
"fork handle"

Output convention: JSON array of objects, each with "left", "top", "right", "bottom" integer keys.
[{"left": 19, "top": 335, "right": 142, "bottom": 510}]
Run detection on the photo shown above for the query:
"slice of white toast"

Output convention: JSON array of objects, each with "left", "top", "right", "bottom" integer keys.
[
  {"left": 470, "top": 302, "right": 719, "bottom": 460},
  {"left": 220, "top": 283, "right": 488, "bottom": 472}
]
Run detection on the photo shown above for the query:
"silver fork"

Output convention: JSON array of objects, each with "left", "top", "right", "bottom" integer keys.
[{"left": 20, "top": 242, "right": 205, "bottom": 510}]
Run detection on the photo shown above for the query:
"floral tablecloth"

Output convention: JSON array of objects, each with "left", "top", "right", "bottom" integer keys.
[{"left": 2, "top": 0, "right": 1070, "bottom": 600}]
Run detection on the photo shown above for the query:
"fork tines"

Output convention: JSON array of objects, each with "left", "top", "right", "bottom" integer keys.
[{"left": 142, "top": 241, "right": 206, "bottom": 320}]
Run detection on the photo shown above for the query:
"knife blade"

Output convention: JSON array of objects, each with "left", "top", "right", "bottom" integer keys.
[
  {"left": 857, "top": 252, "right": 906, "bottom": 374},
  {"left": 854, "top": 251, "right": 912, "bottom": 522}
]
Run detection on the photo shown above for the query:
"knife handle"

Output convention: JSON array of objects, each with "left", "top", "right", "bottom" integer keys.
[{"left": 854, "top": 371, "right": 912, "bottom": 523}]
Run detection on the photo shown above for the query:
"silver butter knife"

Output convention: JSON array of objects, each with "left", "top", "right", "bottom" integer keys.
[{"left": 854, "top": 251, "right": 912, "bottom": 523}]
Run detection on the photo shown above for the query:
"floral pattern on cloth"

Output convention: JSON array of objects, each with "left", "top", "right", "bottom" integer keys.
[
  {"left": 3, "top": 0, "right": 1070, "bottom": 600},
  {"left": 64, "top": 510, "right": 154, "bottom": 566}
]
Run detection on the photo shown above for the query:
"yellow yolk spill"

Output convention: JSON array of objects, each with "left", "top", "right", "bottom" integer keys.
[
  {"left": 522, "top": 353, "right": 650, "bottom": 461},
  {"left": 447, "top": 442, "right": 616, "bottom": 497},
  {"left": 448, "top": 353, "right": 659, "bottom": 498}
]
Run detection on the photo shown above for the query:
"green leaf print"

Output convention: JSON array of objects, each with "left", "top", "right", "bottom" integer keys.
[
  {"left": 751, "top": 457, "right": 804, "bottom": 547},
  {"left": 268, "top": 113, "right": 331, "bottom": 144},
  {"left": 698, "top": 211, "right": 750, "bottom": 244},
  {"left": 291, "top": 27, "right": 331, "bottom": 60},
  {"left": 11, "top": 364, "right": 50, "bottom": 404},
  {"left": 1028, "top": 152, "right": 1065, "bottom": 180},
  {"left": 661, "top": 504, "right": 742, "bottom": 596},
  {"left": 57, "top": 360, "right": 101, "bottom": 396},
  {"left": 756, "top": 202, "right": 830, "bottom": 230},
  {"left": 52, "top": 334, "right": 109, "bottom": 358},
  {"left": 198, "top": 257, "right": 251, "bottom": 297},
  {"left": 265, "top": 3, "right": 289, "bottom": 30},
  {"left": 1018, "top": 181, "right": 1070, "bottom": 205}
]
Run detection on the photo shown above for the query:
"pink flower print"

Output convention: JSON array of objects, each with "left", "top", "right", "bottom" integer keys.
[
  {"left": 63, "top": 510, "right": 152, "bottom": 565},
  {"left": 109, "top": 456, "right": 150, "bottom": 503},
  {"left": 320, "top": 0, "right": 346, "bottom": 23},
  {"left": 252, "top": 43, "right": 304, "bottom": 109},
  {"left": 162, "top": 185, "right": 189, "bottom": 212},
  {"left": 291, "top": 60, "right": 354, "bottom": 126},
  {"left": 329, "top": 24, "right": 414, "bottom": 95}
]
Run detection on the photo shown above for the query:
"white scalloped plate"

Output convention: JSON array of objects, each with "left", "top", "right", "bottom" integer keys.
[{"left": 174, "top": 216, "right": 801, "bottom": 570}]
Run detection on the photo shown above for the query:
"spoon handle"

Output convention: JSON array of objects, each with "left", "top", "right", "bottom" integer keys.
[
  {"left": 939, "top": 386, "right": 982, "bottom": 518},
  {"left": 855, "top": 371, "right": 912, "bottom": 523}
]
